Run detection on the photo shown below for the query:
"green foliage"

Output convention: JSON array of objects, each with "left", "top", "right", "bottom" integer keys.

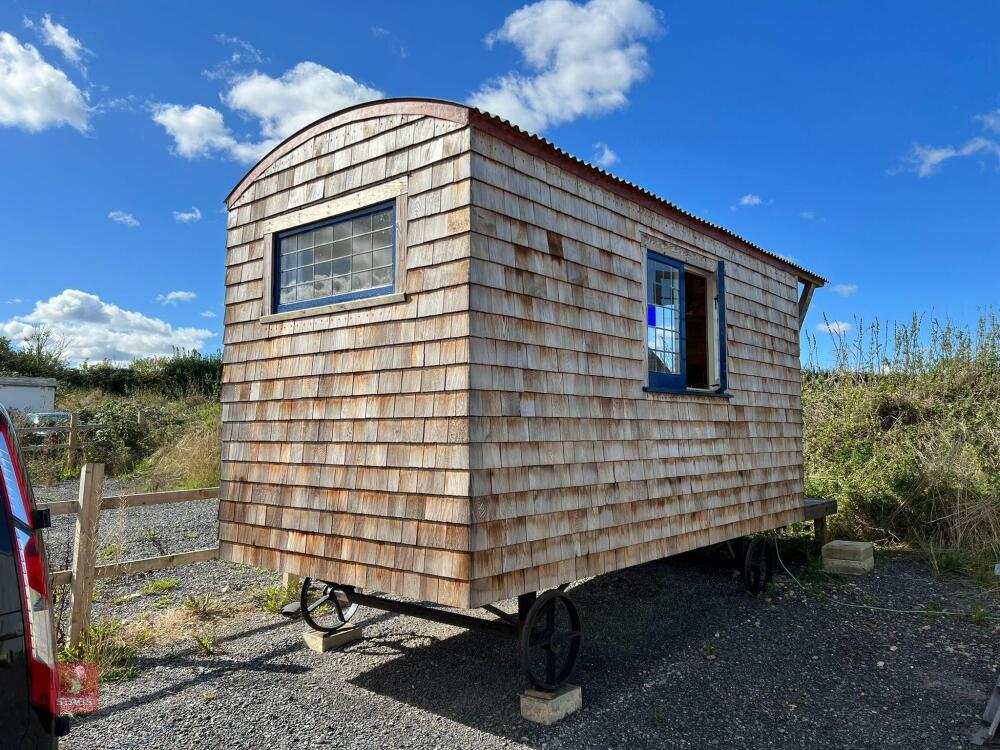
[
  {"left": 0, "top": 334, "right": 222, "bottom": 400},
  {"left": 251, "top": 583, "right": 299, "bottom": 614},
  {"left": 76, "top": 398, "right": 171, "bottom": 474},
  {"left": 0, "top": 327, "right": 67, "bottom": 378},
  {"left": 96, "top": 544, "right": 127, "bottom": 563},
  {"left": 804, "top": 312, "right": 1000, "bottom": 565},
  {"left": 182, "top": 593, "right": 225, "bottom": 621},
  {"left": 968, "top": 602, "right": 989, "bottom": 625},
  {"left": 58, "top": 620, "right": 145, "bottom": 682},
  {"left": 133, "top": 409, "right": 221, "bottom": 490},
  {"left": 141, "top": 578, "right": 178, "bottom": 596},
  {"left": 191, "top": 630, "right": 222, "bottom": 656}
]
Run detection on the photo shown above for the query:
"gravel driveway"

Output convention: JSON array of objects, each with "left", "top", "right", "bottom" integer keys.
[{"left": 32, "top": 482, "right": 999, "bottom": 750}]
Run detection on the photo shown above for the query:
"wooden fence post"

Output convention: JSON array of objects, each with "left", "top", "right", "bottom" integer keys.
[
  {"left": 65, "top": 412, "right": 80, "bottom": 470},
  {"left": 67, "top": 412, "right": 78, "bottom": 451},
  {"left": 67, "top": 463, "right": 104, "bottom": 648}
]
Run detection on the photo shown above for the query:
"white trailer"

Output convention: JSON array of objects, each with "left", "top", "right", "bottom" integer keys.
[{"left": 0, "top": 377, "right": 57, "bottom": 414}]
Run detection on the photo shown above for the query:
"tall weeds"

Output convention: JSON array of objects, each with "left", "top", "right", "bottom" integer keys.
[{"left": 804, "top": 312, "right": 1000, "bottom": 572}]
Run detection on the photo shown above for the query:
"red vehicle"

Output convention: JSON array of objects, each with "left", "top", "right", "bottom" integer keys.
[{"left": 0, "top": 403, "right": 66, "bottom": 748}]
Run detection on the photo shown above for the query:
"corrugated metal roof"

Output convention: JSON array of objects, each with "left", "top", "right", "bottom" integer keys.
[{"left": 469, "top": 106, "right": 827, "bottom": 285}]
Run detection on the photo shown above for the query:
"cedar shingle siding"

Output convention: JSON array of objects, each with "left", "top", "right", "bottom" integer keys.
[{"left": 219, "top": 100, "right": 821, "bottom": 608}]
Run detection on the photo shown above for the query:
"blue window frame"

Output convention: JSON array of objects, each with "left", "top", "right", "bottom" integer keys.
[
  {"left": 274, "top": 201, "right": 395, "bottom": 313},
  {"left": 646, "top": 250, "right": 729, "bottom": 395}
]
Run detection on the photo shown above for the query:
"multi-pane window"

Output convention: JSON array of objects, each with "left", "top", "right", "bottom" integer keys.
[
  {"left": 647, "top": 258, "right": 683, "bottom": 380},
  {"left": 275, "top": 202, "right": 394, "bottom": 312},
  {"left": 646, "top": 249, "right": 729, "bottom": 394},
  {"left": 647, "top": 255, "right": 685, "bottom": 389}
]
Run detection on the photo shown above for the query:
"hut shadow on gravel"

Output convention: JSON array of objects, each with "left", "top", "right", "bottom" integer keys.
[{"left": 348, "top": 551, "right": 743, "bottom": 745}]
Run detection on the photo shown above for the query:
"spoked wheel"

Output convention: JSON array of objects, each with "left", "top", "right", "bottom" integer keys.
[
  {"left": 520, "top": 589, "right": 583, "bottom": 690},
  {"left": 299, "top": 578, "right": 359, "bottom": 633},
  {"left": 742, "top": 537, "right": 774, "bottom": 596}
]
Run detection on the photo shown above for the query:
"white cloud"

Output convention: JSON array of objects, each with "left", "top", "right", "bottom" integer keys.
[
  {"left": 24, "top": 14, "right": 87, "bottom": 69},
  {"left": 173, "top": 206, "right": 202, "bottom": 223},
  {"left": 908, "top": 137, "right": 1000, "bottom": 177},
  {"left": 370, "top": 27, "right": 407, "bottom": 58},
  {"left": 157, "top": 290, "right": 196, "bottom": 305},
  {"left": 199, "top": 310, "right": 217, "bottom": 318},
  {"left": 0, "top": 31, "right": 88, "bottom": 132},
  {"left": 829, "top": 283, "right": 857, "bottom": 297},
  {"left": 151, "top": 103, "right": 253, "bottom": 160},
  {"left": 974, "top": 108, "right": 1000, "bottom": 134},
  {"left": 799, "top": 209, "right": 816, "bottom": 220},
  {"left": 468, "top": 0, "right": 662, "bottom": 133},
  {"left": 0, "top": 289, "right": 214, "bottom": 363},
  {"left": 7, "top": 298, "right": 22, "bottom": 304},
  {"left": 592, "top": 141, "right": 618, "bottom": 167},
  {"left": 153, "top": 62, "right": 382, "bottom": 163},
  {"left": 738, "top": 193, "right": 762, "bottom": 206},
  {"left": 817, "top": 320, "right": 852, "bottom": 335},
  {"left": 202, "top": 34, "right": 265, "bottom": 81},
  {"left": 906, "top": 108, "right": 1000, "bottom": 176},
  {"left": 108, "top": 210, "right": 139, "bottom": 227},
  {"left": 224, "top": 62, "right": 382, "bottom": 141}
]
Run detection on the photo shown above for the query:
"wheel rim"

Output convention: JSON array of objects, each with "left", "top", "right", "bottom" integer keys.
[
  {"left": 520, "top": 589, "right": 582, "bottom": 690},
  {"left": 299, "top": 578, "right": 359, "bottom": 633}
]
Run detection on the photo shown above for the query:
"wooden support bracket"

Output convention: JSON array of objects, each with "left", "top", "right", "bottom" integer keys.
[{"left": 798, "top": 281, "right": 816, "bottom": 331}]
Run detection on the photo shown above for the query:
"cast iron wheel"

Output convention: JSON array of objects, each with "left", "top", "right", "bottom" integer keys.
[
  {"left": 520, "top": 589, "right": 583, "bottom": 690},
  {"left": 742, "top": 537, "right": 774, "bottom": 596},
  {"left": 300, "top": 578, "right": 358, "bottom": 633}
]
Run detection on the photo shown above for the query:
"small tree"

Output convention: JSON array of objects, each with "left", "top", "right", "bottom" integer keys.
[{"left": 22, "top": 326, "right": 69, "bottom": 371}]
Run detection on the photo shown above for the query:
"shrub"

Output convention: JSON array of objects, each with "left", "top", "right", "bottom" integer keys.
[
  {"left": 0, "top": 335, "right": 222, "bottom": 400},
  {"left": 804, "top": 312, "right": 1000, "bottom": 572},
  {"left": 76, "top": 398, "right": 171, "bottom": 475}
]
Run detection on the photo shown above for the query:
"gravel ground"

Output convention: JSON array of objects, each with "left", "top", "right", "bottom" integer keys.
[
  {"left": 33, "top": 481, "right": 999, "bottom": 750},
  {"left": 37, "top": 480, "right": 274, "bottom": 623}
]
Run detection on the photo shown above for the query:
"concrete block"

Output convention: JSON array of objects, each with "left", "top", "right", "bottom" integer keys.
[
  {"left": 520, "top": 684, "right": 582, "bottom": 725},
  {"left": 822, "top": 540, "right": 874, "bottom": 562},
  {"left": 302, "top": 626, "right": 363, "bottom": 652},
  {"left": 823, "top": 557, "right": 874, "bottom": 576}
]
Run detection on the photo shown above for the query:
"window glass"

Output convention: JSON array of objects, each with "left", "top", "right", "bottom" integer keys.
[
  {"left": 276, "top": 204, "right": 393, "bottom": 311},
  {"left": 647, "top": 262, "right": 681, "bottom": 375}
]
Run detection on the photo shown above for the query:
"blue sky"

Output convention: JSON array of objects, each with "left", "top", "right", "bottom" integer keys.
[{"left": 0, "top": 1, "right": 997, "bottom": 364}]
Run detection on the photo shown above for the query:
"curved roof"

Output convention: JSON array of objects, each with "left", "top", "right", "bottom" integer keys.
[{"left": 227, "top": 97, "right": 825, "bottom": 285}]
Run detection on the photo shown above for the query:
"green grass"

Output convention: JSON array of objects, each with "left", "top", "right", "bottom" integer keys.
[
  {"left": 191, "top": 630, "right": 222, "bottom": 656},
  {"left": 804, "top": 312, "right": 1000, "bottom": 577},
  {"left": 141, "top": 577, "right": 178, "bottom": 596},
  {"left": 182, "top": 593, "right": 225, "bottom": 621},
  {"left": 250, "top": 583, "right": 299, "bottom": 614},
  {"left": 58, "top": 620, "right": 147, "bottom": 682},
  {"left": 96, "top": 544, "right": 127, "bottom": 563}
]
